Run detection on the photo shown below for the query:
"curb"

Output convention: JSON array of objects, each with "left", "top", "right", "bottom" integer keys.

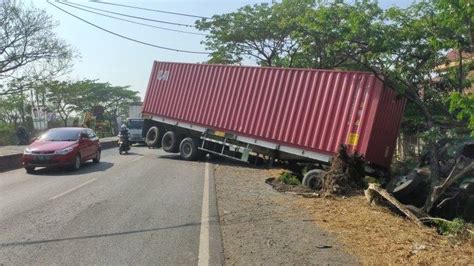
[{"left": 0, "top": 139, "right": 117, "bottom": 173}]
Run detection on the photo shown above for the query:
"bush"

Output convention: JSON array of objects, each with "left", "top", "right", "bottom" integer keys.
[
  {"left": 278, "top": 171, "right": 301, "bottom": 186},
  {"left": 434, "top": 218, "right": 473, "bottom": 240},
  {"left": 0, "top": 123, "right": 15, "bottom": 145}
]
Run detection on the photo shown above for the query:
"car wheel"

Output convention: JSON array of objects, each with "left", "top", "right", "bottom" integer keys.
[
  {"left": 386, "top": 170, "right": 422, "bottom": 198},
  {"left": 93, "top": 150, "right": 101, "bottom": 163},
  {"left": 71, "top": 154, "right": 81, "bottom": 171},
  {"left": 25, "top": 167, "right": 35, "bottom": 174}
]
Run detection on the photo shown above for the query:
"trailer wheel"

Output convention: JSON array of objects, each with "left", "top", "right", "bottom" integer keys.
[
  {"left": 179, "top": 137, "right": 202, "bottom": 161},
  {"left": 302, "top": 169, "right": 324, "bottom": 190},
  {"left": 162, "top": 131, "right": 179, "bottom": 153},
  {"left": 146, "top": 126, "right": 161, "bottom": 148}
]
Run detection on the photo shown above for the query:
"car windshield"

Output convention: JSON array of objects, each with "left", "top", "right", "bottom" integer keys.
[
  {"left": 128, "top": 119, "right": 143, "bottom": 129},
  {"left": 40, "top": 129, "right": 81, "bottom": 141}
]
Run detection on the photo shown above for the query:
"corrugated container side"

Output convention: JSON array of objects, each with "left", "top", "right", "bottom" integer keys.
[
  {"left": 364, "top": 84, "right": 406, "bottom": 167},
  {"left": 142, "top": 61, "right": 405, "bottom": 168}
]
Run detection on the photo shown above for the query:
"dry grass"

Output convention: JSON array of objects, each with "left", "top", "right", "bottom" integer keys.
[
  {"left": 263, "top": 168, "right": 474, "bottom": 264},
  {"left": 293, "top": 195, "right": 473, "bottom": 264}
]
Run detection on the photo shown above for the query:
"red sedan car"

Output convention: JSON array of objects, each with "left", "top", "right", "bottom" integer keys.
[{"left": 22, "top": 127, "right": 101, "bottom": 173}]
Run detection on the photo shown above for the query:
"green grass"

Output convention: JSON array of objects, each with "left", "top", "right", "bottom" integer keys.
[
  {"left": 278, "top": 171, "right": 301, "bottom": 186},
  {"left": 434, "top": 218, "right": 473, "bottom": 240}
]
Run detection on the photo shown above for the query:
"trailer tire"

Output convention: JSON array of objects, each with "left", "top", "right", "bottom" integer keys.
[
  {"left": 179, "top": 137, "right": 201, "bottom": 161},
  {"left": 302, "top": 169, "right": 324, "bottom": 190},
  {"left": 146, "top": 126, "right": 161, "bottom": 148},
  {"left": 162, "top": 131, "right": 179, "bottom": 153}
]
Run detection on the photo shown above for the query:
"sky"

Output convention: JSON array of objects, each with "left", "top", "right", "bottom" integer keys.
[{"left": 33, "top": 0, "right": 414, "bottom": 99}]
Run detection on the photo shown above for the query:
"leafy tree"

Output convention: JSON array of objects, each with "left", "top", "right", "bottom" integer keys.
[
  {"left": 73, "top": 81, "right": 138, "bottom": 115},
  {"left": 431, "top": 0, "right": 473, "bottom": 93},
  {"left": 42, "top": 80, "right": 139, "bottom": 128},
  {"left": 71, "top": 80, "right": 139, "bottom": 131},
  {"left": 0, "top": 0, "right": 74, "bottom": 95},
  {"left": 45, "top": 80, "right": 83, "bottom": 126},
  {"left": 196, "top": 2, "right": 307, "bottom": 66},
  {"left": 0, "top": 93, "right": 28, "bottom": 125},
  {"left": 449, "top": 92, "right": 474, "bottom": 136},
  {"left": 283, "top": 0, "right": 361, "bottom": 69}
]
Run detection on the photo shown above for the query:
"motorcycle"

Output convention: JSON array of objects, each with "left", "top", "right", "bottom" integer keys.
[{"left": 118, "top": 134, "right": 131, "bottom": 155}]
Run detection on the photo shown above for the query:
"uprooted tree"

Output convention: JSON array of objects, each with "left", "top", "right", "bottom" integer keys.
[{"left": 197, "top": 0, "right": 474, "bottom": 214}]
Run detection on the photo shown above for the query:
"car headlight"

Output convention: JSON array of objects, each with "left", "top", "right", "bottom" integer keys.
[
  {"left": 23, "top": 148, "right": 33, "bottom": 154},
  {"left": 55, "top": 147, "right": 74, "bottom": 155}
]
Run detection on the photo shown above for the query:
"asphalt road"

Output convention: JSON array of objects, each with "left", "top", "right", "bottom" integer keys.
[{"left": 0, "top": 146, "right": 223, "bottom": 265}]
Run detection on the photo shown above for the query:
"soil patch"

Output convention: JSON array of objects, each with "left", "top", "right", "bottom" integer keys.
[{"left": 213, "top": 164, "right": 357, "bottom": 265}]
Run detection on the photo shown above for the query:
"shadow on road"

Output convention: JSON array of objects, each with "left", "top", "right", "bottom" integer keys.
[
  {"left": 158, "top": 154, "right": 266, "bottom": 169},
  {"left": 0, "top": 220, "right": 211, "bottom": 247},
  {"left": 158, "top": 154, "right": 182, "bottom": 161},
  {"left": 30, "top": 161, "right": 114, "bottom": 176},
  {"left": 0, "top": 211, "right": 310, "bottom": 248},
  {"left": 117, "top": 151, "right": 142, "bottom": 156}
]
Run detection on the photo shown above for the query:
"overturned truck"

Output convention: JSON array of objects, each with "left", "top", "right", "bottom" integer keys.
[{"left": 142, "top": 61, "right": 405, "bottom": 175}]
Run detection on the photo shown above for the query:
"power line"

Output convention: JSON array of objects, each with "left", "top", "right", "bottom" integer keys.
[
  {"left": 60, "top": 1, "right": 196, "bottom": 28},
  {"left": 47, "top": 1, "right": 209, "bottom": 55},
  {"left": 56, "top": 1, "right": 206, "bottom": 36},
  {"left": 90, "top": 0, "right": 211, "bottom": 20}
]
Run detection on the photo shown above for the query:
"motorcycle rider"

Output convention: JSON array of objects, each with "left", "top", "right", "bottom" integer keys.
[{"left": 118, "top": 124, "right": 130, "bottom": 150}]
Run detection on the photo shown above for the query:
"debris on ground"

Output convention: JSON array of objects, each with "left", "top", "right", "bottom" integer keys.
[
  {"left": 390, "top": 140, "right": 474, "bottom": 222},
  {"left": 365, "top": 183, "right": 426, "bottom": 227},
  {"left": 293, "top": 194, "right": 474, "bottom": 264}
]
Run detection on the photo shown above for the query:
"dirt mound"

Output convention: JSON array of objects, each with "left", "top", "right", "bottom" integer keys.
[{"left": 317, "top": 145, "right": 366, "bottom": 196}]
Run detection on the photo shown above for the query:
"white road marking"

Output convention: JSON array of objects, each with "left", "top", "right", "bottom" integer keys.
[
  {"left": 198, "top": 163, "right": 210, "bottom": 266},
  {"left": 49, "top": 178, "right": 97, "bottom": 200},
  {"left": 131, "top": 156, "right": 144, "bottom": 162}
]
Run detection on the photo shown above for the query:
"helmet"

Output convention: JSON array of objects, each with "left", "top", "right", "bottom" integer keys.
[{"left": 121, "top": 124, "right": 126, "bottom": 129}]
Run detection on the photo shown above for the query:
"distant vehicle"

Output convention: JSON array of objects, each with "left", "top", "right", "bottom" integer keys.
[
  {"left": 128, "top": 104, "right": 142, "bottom": 119},
  {"left": 22, "top": 127, "right": 101, "bottom": 173},
  {"left": 127, "top": 103, "right": 145, "bottom": 144},
  {"left": 127, "top": 118, "right": 145, "bottom": 144}
]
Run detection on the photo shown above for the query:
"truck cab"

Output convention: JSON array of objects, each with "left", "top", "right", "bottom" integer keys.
[{"left": 126, "top": 118, "right": 145, "bottom": 144}]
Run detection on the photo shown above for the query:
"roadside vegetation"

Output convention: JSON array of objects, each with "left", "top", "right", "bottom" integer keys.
[
  {"left": 0, "top": 0, "right": 139, "bottom": 144},
  {"left": 278, "top": 171, "right": 301, "bottom": 186}
]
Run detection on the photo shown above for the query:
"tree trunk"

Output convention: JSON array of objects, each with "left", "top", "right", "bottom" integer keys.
[
  {"left": 458, "top": 47, "right": 463, "bottom": 93},
  {"left": 63, "top": 116, "right": 68, "bottom": 127},
  {"left": 401, "top": 90, "right": 441, "bottom": 213},
  {"left": 425, "top": 159, "right": 474, "bottom": 213},
  {"left": 365, "top": 183, "right": 425, "bottom": 227},
  {"left": 423, "top": 120, "right": 441, "bottom": 213}
]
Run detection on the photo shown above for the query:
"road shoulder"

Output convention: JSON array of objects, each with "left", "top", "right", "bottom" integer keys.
[{"left": 213, "top": 164, "right": 357, "bottom": 265}]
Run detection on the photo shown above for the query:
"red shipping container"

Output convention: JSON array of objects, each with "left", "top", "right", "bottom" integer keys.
[{"left": 142, "top": 61, "right": 405, "bottom": 168}]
